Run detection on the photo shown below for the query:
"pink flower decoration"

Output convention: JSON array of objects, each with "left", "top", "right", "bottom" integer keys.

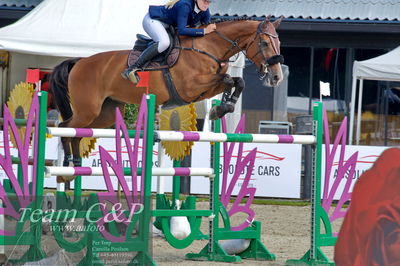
[
  {"left": 220, "top": 115, "right": 256, "bottom": 231},
  {"left": 96, "top": 95, "right": 148, "bottom": 242},
  {"left": 0, "top": 93, "right": 40, "bottom": 236},
  {"left": 322, "top": 108, "right": 358, "bottom": 230}
]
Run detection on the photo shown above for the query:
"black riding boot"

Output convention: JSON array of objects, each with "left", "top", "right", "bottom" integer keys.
[{"left": 122, "top": 42, "right": 160, "bottom": 83}]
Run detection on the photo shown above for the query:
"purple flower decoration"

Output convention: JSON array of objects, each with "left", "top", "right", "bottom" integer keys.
[
  {"left": 322, "top": 108, "right": 358, "bottom": 228},
  {"left": 220, "top": 115, "right": 256, "bottom": 231},
  {"left": 0, "top": 93, "right": 40, "bottom": 236},
  {"left": 96, "top": 95, "right": 148, "bottom": 242}
]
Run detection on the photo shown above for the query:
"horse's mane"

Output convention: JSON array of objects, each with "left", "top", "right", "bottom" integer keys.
[{"left": 209, "top": 16, "right": 259, "bottom": 25}]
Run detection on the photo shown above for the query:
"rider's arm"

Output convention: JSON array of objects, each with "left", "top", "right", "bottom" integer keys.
[
  {"left": 200, "top": 9, "right": 211, "bottom": 25},
  {"left": 176, "top": 4, "right": 205, "bottom": 36}
]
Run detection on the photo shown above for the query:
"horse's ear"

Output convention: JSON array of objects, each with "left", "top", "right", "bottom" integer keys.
[
  {"left": 272, "top": 16, "right": 284, "bottom": 28},
  {"left": 261, "top": 15, "right": 271, "bottom": 31}
]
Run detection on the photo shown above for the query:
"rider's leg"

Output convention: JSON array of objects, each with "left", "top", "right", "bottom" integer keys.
[
  {"left": 122, "top": 42, "right": 160, "bottom": 83},
  {"left": 122, "top": 13, "right": 170, "bottom": 83}
]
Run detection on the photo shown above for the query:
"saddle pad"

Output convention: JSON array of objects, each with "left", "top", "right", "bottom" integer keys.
[
  {"left": 128, "top": 35, "right": 180, "bottom": 71},
  {"left": 127, "top": 47, "right": 180, "bottom": 70}
]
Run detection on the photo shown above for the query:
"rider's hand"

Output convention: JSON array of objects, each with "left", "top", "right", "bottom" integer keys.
[{"left": 204, "top": 23, "right": 216, "bottom": 34}]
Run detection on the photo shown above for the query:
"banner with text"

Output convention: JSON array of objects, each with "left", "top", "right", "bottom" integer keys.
[
  {"left": 190, "top": 142, "right": 302, "bottom": 198},
  {"left": 321, "top": 144, "right": 388, "bottom": 200}
]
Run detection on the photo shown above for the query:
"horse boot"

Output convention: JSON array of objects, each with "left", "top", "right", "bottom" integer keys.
[
  {"left": 209, "top": 87, "right": 235, "bottom": 120},
  {"left": 225, "top": 77, "right": 245, "bottom": 112},
  {"left": 121, "top": 42, "right": 159, "bottom": 83}
]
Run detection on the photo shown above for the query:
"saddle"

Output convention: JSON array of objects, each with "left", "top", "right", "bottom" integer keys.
[
  {"left": 127, "top": 27, "right": 189, "bottom": 110},
  {"left": 127, "top": 27, "right": 180, "bottom": 70}
]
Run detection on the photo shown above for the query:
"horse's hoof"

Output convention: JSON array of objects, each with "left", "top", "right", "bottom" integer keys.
[
  {"left": 209, "top": 107, "right": 217, "bottom": 120},
  {"left": 57, "top": 175, "right": 75, "bottom": 183},
  {"left": 209, "top": 106, "right": 221, "bottom": 120},
  {"left": 209, "top": 105, "right": 229, "bottom": 120},
  {"left": 225, "top": 103, "right": 235, "bottom": 113}
]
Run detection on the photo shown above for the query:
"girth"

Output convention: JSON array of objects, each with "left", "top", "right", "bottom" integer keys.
[{"left": 160, "top": 69, "right": 189, "bottom": 110}]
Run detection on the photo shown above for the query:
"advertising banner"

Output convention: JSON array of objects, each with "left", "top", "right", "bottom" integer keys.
[
  {"left": 190, "top": 142, "right": 302, "bottom": 198},
  {"left": 321, "top": 144, "right": 388, "bottom": 200}
]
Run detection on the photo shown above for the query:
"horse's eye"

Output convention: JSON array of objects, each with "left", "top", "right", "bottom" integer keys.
[{"left": 260, "top": 41, "right": 269, "bottom": 48}]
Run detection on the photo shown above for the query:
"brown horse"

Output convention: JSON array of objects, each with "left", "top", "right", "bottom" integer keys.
[{"left": 49, "top": 16, "right": 284, "bottom": 176}]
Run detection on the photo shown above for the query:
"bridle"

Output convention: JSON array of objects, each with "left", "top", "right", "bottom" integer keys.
[
  {"left": 172, "top": 20, "right": 284, "bottom": 103},
  {"left": 176, "top": 20, "right": 284, "bottom": 78},
  {"left": 245, "top": 22, "right": 284, "bottom": 79},
  {"left": 212, "top": 21, "right": 284, "bottom": 79}
]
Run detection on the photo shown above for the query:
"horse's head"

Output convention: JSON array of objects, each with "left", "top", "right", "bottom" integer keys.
[{"left": 246, "top": 16, "right": 284, "bottom": 87}]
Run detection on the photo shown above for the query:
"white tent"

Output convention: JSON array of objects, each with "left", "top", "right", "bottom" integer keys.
[
  {"left": 0, "top": 0, "right": 164, "bottom": 57},
  {"left": 0, "top": 0, "right": 244, "bottom": 131},
  {"left": 0, "top": 0, "right": 167, "bottom": 109},
  {"left": 349, "top": 46, "right": 400, "bottom": 144}
]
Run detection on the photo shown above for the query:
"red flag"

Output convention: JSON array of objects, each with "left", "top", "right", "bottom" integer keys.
[
  {"left": 323, "top": 48, "right": 337, "bottom": 72},
  {"left": 26, "top": 68, "right": 40, "bottom": 83},
  {"left": 136, "top": 71, "right": 150, "bottom": 91}
]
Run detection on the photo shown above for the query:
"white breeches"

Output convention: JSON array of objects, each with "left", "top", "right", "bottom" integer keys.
[{"left": 142, "top": 13, "right": 170, "bottom": 53}]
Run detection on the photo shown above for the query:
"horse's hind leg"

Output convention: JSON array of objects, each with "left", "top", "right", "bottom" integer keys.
[
  {"left": 86, "top": 98, "right": 125, "bottom": 129},
  {"left": 57, "top": 120, "right": 75, "bottom": 183},
  {"left": 58, "top": 98, "right": 103, "bottom": 181},
  {"left": 71, "top": 137, "right": 83, "bottom": 167},
  {"left": 69, "top": 99, "right": 125, "bottom": 168}
]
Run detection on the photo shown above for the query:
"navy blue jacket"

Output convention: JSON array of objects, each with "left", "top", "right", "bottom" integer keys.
[{"left": 149, "top": 0, "right": 211, "bottom": 37}]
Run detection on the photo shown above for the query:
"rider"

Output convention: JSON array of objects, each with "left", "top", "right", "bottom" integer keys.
[{"left": 121, "top": 0, "right": 217, "bottom": 83}]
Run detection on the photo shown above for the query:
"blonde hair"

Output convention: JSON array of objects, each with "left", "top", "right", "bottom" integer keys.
[{"left": 165, "top": 0, "right": 180, "bottom": 9}]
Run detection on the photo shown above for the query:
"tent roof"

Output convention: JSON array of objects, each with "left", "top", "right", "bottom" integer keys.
[
  {"left": 0, "top": 0, "right": 165, "bottom": 57},
  {"left": 353, "top": 46, "right": 400, "bottom": 81}
]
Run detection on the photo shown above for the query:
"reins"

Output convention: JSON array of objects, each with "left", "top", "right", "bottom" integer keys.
[{"left": 174, "top": 37, "right": 228, "bottom": 73}]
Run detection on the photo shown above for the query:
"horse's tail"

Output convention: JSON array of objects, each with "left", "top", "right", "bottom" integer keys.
[{"left": 49, "top": 58, "right": 81, "bottom": 121}]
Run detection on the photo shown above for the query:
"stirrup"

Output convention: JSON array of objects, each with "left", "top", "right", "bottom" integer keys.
[
  {"left": 121, "top": 68, "right": 140, "bottom": 84},
  {"left": 128, "top": 71, "right": 140, "bottom": 84}
]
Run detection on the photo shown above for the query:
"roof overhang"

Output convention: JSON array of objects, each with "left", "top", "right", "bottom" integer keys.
[{"left": 212, "top": 15, "right": 400, "bottom": 34}]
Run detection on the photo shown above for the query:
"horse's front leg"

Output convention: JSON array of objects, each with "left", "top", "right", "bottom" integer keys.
[
  {"left": 209, "top": 75, "right": 245, "bottom": 120},
  {"left": 226, "top": 77, "right": 245, "bottom": 110}
]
